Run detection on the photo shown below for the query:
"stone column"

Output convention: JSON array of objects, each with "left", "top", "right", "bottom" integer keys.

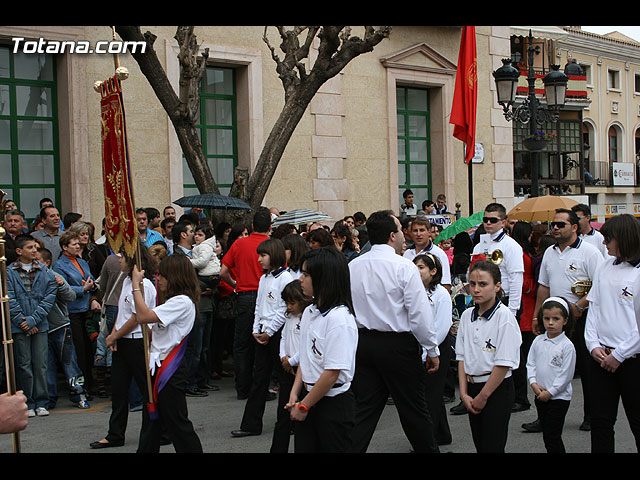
[{"left": 310, "top": 38, "right": 348, "bottom": 224}]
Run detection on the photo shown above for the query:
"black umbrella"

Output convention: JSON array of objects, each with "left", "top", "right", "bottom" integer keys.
[{"left": 173, "top": 193, "right": 251, "bottom": 211}]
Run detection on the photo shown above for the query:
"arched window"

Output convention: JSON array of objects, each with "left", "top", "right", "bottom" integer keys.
[{"left": 608, "top": 126, "right": 618, "bottom": 162}]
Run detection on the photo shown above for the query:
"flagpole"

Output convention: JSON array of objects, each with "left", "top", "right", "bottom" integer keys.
[
  {"left": 95, "top": 27, "right": 155, "bottom": 412},
  {"left": 468, "top": 155, "right": 473, "bottom": 214}
]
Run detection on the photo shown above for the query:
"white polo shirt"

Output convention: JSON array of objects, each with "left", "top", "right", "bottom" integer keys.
[
  {"left": 253, "top": 267, "right": 293, "bottom": 337},
  {"left": 116, "top": 277, "right": 156, "bottom": 338},
  {"left": 298, "top": 304, "right": 357, "bottom": 397},
  {"left": 403, "top": 241, "right": 452, "bottom": 286},
  {"left": 538, "top": 237, "right": 602, "bottom": 304},
  {"left": 455, "top": 299, "right": 521, "bottom": 380},
  {"left": 149, "top": 294, "right": 196, "bottom": 374},
  {"left": 585, "top": 257, "right": 640, "bottom": 362},
  {"left": 526, "top": 332, "right": 576, "bottom": 401},
  {"left": 421, "top": 284, "right": 453, "bottom": 362},
  {"left": 279, "top": 312, "right": 302, "bottom": 367},
  {"left": 580, "top": 227, "right": 610, "bottom": 259},
  {"left": 472, "top": 230, "right": 524, "bottom": 315},
  {"left": 349, "top": 244, "right": 440, "bottom": 356}
]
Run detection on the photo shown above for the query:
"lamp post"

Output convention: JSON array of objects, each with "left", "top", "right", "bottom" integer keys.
[{"left": 493, "top": 29, "right": 569, "bottom": 197}]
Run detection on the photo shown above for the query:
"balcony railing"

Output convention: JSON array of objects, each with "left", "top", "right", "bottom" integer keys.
[{"left": 587, "top": 160, "right": 638, "bottom": 187}]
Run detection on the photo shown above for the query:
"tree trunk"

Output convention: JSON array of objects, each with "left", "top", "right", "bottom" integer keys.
[{"left": 115, "top": 26, "right": 218, "bottom": 196}]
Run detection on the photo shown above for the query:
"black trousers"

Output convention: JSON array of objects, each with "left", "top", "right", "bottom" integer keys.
[
  {"left": 571, "top": 311, "right": 592, "bottom": 421},
  {"left": 588, "top": 355, "right": 640, "bottom": 453},
  {"left": 105, "top": 337, "right": 148, "bottom": 444},
  {"left": 424, "top": 333, "right": 453, "bottom": 444},
  {"left": 233, "top": 291, "right": 257, "bottom": 398},
  {"left": 137, "top": 356, "right": 202, "bottom": 453},
  {"left": 239, "top": 328, "right": 284, "bottom": 434},
  {"left": 467, "top": 376, "right": 514, "bottom": 453},
  {"left": 294, "top": 389, "right": 355, "bottom": 453},
  {"left": 513, "top": 331, "right": 535, "bottom": 406},
  {"left": 270, "top": 366, "right": 296, "bottom": 453},
  {"left": 535, "top": 398, "right": 570, "bottom": 453},
  {"left": 350, "top": 329, "right": 439, "bottom": 453}
]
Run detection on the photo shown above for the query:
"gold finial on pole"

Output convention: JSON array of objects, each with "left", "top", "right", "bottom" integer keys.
[{"left": 94, "top": 27, "right": 129, "bottom": 93}]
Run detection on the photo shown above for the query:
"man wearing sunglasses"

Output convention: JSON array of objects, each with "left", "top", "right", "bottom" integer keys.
[
  {"left": 534, "top": 208, "right": 603, "bottom": 432},
  {"left": 571, "top": 204, "right": 610, "bottom": 259},
  {"left": 471, "top": 203, "right": 524, "bottom": 317}
]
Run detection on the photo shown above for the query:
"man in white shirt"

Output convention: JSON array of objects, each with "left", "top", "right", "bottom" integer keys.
[
  {"left": 349, "top": 210, "right": 440, "bottom": 453},
  {"left": 572, "top": 204, "right": 610, "bottom": 259},
  {"left": 472, "top": 203, "right": 524, "bottom": 316},
  {"left": 403, "top": 217, "right": 451, "bottom": 291},
  {"left": 534, "top": 208, "right": 602, "bottom": 432}
]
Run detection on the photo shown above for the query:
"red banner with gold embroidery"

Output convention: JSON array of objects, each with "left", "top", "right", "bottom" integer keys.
[{"left": 100, "top": 75, "right": 138, "bottom": 258}]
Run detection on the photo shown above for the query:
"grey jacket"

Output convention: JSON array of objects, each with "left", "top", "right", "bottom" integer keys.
[{"left": 48, "top": 269, "right": 77, "bottom": 333}]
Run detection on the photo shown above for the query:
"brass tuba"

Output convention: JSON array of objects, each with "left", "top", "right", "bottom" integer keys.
[{"left": 571, "top": 280, "right": 592, "bottom": 297}]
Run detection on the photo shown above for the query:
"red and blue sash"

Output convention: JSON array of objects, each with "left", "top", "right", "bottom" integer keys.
[{"left": 147, "top": 336, "right": 188, "bottom": 420}]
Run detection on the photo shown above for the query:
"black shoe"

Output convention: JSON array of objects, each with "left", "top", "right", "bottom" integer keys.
[
  {"left": 511, "top": 403, "right": 530, "bottom": 412},
  {"left": 266, "top": 391, "right": 277, "bottom": 401},
  {"left": 90, "top": 439, "right": 124, "bottom": 449},
  {"left": 449, "top": 401, "right": 467, "bottom": 415},
  {"left": 231, "top": 429, "right": 260, "bottom": 438},
  {"left": 185, "top": 388, "right": 208, "bottom": 397},
  {"left": 521, "top": 419, "right": 542, "bottom": 432},
  {"left": 198, "top": 384, "right": 220, "bottom": 392},
  {"left": 579, "top": 420, "right": 591, "bottom": 431}
]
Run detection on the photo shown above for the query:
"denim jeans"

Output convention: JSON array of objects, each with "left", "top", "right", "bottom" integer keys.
[
  {"left": 185, "top": 311, "right": 207, "bottom": 391},
  {"left": 47, "top": 326, "right": 86, "bottom": 408},
  {"left": 14, "top": 330, "right": 49, "bottom": 410}
]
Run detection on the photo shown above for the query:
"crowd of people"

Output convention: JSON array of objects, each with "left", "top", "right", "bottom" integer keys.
[{"left": 2, "top": 192, "right": 640, "bottom": 454}]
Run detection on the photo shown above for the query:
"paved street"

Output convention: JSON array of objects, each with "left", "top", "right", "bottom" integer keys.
[{"left": 1, "top": 371, "right": 635, "bottom": 454}]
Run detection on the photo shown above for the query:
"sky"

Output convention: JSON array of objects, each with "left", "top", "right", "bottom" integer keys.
[{"left": 581, "top": 25, "right": 640, "bottom": 43}]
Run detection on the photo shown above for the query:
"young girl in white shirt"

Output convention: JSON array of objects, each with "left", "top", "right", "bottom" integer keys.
[
  {"left": 286, "top": 247, "right": 358, "bottom": 453},
  {"left": 526, "top": 296, "right": 576, "bottom": 453},
  {"left": 414, "top": 253, "right": 453, "bottom": 446},
  {"left": 231, "top": 238, "right": 293, "bottom": 438},
  {"left": 130, "top": 254, "right": 203, "bottom": 453},
  {"left": 455, "top": 260, "right": 522, "bottom": 453},
  {"left": 270, "top": 279, "right": 312, "bottom": 453}
]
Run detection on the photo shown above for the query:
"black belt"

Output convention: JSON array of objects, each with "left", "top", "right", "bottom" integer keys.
[
  {"left": 236, "top": 290, "right": 257, "bottom": 296},
  {"left": 305, "top": 382, "right": 344, "bottom": 389}
]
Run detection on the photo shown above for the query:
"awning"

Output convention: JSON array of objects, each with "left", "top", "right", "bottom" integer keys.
[{"left": 510, "top": 26, "right": 568, "bottom": 41}]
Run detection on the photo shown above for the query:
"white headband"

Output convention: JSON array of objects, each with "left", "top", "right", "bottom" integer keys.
[{"left": 543, "top": 296, "right": 570, "bottom": 315}]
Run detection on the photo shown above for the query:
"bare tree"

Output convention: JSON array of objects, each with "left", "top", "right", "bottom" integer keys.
[{"left": 116, "top": 26, "right": 391, "bottom": 219}]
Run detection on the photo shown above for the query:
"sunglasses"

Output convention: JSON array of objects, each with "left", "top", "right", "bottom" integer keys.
[
  {"left": 603, "top": 235, "right": 612, "bottom": 244},
  {"left": 550, "top": 221, "right": 567, "bottom": 229},
  {"left": 483, "top": 217, "right": 502, "bottom": 224}
]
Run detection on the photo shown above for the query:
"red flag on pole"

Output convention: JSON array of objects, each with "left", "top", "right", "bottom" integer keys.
[
  {"left": 450, "top": 26, "right": 478, "bottom": 164},
  {"left": 100, "top": 75, "right": 138, "bottom": 259}
]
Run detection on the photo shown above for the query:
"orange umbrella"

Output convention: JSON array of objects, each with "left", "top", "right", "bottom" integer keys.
[{"left": 508, "top": 195, "right": 579, "bottom": 222}]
